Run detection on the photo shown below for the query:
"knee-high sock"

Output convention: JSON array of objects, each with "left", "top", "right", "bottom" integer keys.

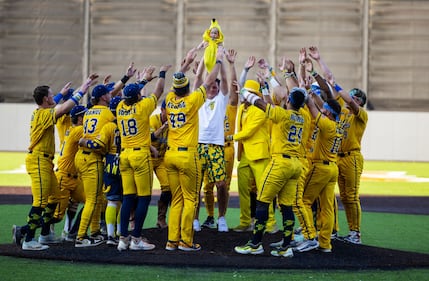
[
  {"left": 41, "top": 203, "right": 57, "bottom": 235},
  {"left": 251, "top": 201, "right": 269, "bottom": 245},
  {"left": 105, "top": 201, "right": 120, "bottom": 238},
  {"left": 280, "top": 204, "right": 295, "bottom": 247}
]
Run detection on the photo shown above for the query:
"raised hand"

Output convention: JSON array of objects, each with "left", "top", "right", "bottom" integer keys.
[
  {"left": 226, "top": 49, "right": 237, "bottom": 64},
  {"left": 299, "top": 48, "right": 307, "bottom": 65},
  {"left": 308, "top": 46, "right": 320, "bottom": 61},
  {"left": 126, "top": 62, "right": 137, "bottom": 78},
  {"left": 279, "top": 56, "right": 295, "bottom": 73},
  {"left": 244, "top": 56, "right": 256, "bottom": 70}
]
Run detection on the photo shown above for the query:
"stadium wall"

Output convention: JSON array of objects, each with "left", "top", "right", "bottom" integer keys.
[{"left": 0, "top": 104, "right": 427, "bottom": 162}]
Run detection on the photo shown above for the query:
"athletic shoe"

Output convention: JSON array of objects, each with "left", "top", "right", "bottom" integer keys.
[
  {"left": 90, "top": 231, "right": 107, "bottom": 242},
  {"left": 129, "top": 237, "right": 155, "bottom": 251},
  {"left": 201, "top": 216, "right": 216, "bottom": 229},
  {"left": 165, "top": 240, "right": 179, "bottom": 251},
  {"left": 294, "top": 233, "right": 304, "bottom": 243},
  {"left": 234, "top": 241, "right": 264, "bottom": 255},
  {"left": 106, "top": 236, "right": 119, "bottom": 246},
  {"left": 317, "top": 246, "right": 332, "bottom": 253},
  {"left": 12, "top": 225, "right": 23, "bottom": 246},
  {"left": 193, "top": 219, "right": 201, "bottom": 232},
  {"left": 294, "top": 227, "right": 302, "bottom": 235},
  {"left": 178, "top": 240, "right": 201, "bottom": 252},
  {"left": 232, "top": 224, "right": 253, "bottom": 232},
  {"left": 343, "top": 231, "right": 362, "bottom": 244},
  {"left": 271, "top": 246, "right": 294, "bottom": 258},
  {"left": 66, "top": 232, "right": 77, "bottom": 242},
  {"left": 117, "top": 236, "right": 130, "bottom": 251},
  {"left": 22, "top": 239, "right": 49, "bottom": 251},
  {"left": 296, "top": 239, "right": 319, "bottom": 252},
  {"left": 331, "top": 231, "right": 338, "bottom": 240},
  {"left": 217, "top": 216, "right": 229, "bottom": 232},
  {"left": 75, "top": 237, "right": 103, "bottom": 248},
  {"left": 38, "top": 233, "right": 63, "bottom": 244}
]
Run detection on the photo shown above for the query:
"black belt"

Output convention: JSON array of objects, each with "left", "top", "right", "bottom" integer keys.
[
  {"left": 28, "top": 151, "right": 54, "bottom": 160},
  {"left": 338, "top": 152, "right": 351, "bottom": 157},
  {"left": 168, "top": 146, "right": 188, "bottom": 151},
  {"left": 121, "top": 147, "right": 141, "bottom": 151},
  {"left": 282, "top": 154, "right": 291, "bottom": 159},
  {"left": 225, "top": 142, "right": 232, "bottom": 147},
  {"left": 323, "top": 160, "right": 330, "bottom": 165},
  {"left": 82, "top": 151, "right": 91, "bottom": 155}
]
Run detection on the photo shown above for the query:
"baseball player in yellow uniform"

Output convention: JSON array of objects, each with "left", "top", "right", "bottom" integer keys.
[
  {"left": 336, "top": 87, "right": 368, "bottom": 244},
  {"left": 234, "top": 87, "right": 307, "bottom": 257},
  {"left": 51, "top": 105, "right": 87, "bottom": 238},
  {"left": 150, "top": 99, "right": 171, "bottom": 229},
  {"left": 296, "top": 82, "right": 343, "bottom": 253},
  {"left": 79, "top": 96, "right": 124, "bottom": 246},
  {"left": 12, "top": 74, "right": 97, "bottom": 250},
  {"left": 74, "top": 83, "right": 116, "bottom": 247},
  {"left": 164, "top": 47, "right": 223, "bottom": 252},
  {"left": 116, "top": 65, "right": 171, "bottom": 251}
]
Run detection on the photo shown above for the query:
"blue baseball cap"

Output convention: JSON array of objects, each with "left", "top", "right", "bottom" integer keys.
[
  {"left": 161, "top": 99, "right": 166, "bottom": 109},
  {"left": 123, "top": 83, "right": 141, "bottom": 99},
  {"left": 70, "top": 105, "right": 88, "bottom": 118},
  {"left": 92, "top": 84, "right": 114, "bottom": 99}
]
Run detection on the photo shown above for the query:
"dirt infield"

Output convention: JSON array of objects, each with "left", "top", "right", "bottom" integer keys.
[
  {"left": 2, "top": 228, "right": 429, "bottom": 269},
  {"left": 1, "top": 186, "right": 429, "bottom": 269}
]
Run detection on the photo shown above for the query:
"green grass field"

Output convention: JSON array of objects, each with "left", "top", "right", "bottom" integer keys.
[
  {"left": 1, "top": 151, "right": 429, "bottom": 196},
  {"left": 1, "top": 152, "right": 428, "bottom": 280}
]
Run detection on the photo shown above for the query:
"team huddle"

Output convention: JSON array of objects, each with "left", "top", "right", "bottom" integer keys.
[{"left": 12, "top": 23, "right": 367, "bottom": 257}]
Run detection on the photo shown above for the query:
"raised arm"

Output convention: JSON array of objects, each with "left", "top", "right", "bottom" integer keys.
[
  {"left": 111, "top": 62, "right": 137, "bottom": 97},
  {"left": 226, "top": 49, "right": 238, "bottom": 106},
  {"left": 179, "top": 47, "right": 198, "bottom": 73},
  {"left": 239, "top": 56, "right": 256, "bottom": 87},
  {"left": 55, "top": 73, "right": 98, "bottom": 118},
  {"left": 152, "top": 64, "right": 173, "bottom": 100}
]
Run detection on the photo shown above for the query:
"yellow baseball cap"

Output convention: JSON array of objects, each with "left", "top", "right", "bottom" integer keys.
[{"left": 243, "top": 80, "right": 262, "bottom": 97}]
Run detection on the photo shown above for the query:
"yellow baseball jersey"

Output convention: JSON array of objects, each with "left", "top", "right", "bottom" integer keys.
[
  {"left": 116, "top": 94, "right": 157, "bottom": 148},
  {"left": 265, "top": 104, "right": 305, "bottom": 157},
  {"left": 338, "top": 105, "right": 368, "bottom": 152},
  {"left": 165, "top": 86, "right": 206, "bottom": 148},
  {"left": 311, "top": 112, "right": 343, "bottom": 162},
  {"left": 299, "top": 106, "right": 312, "bottom": 158},
  {"left": 56, "top": 114, "right": 71, "bottom": 145},
  {"left": 224, "top": 104, "right": 237, "bottom": 138},
  {"left": 96, "top": 121, "right": 120, "bottom": 155},
  {"left": 82, "top": 105, "right": 115, "bottom": 146},
  {"left": 57, "top": 125, "right": 83, "bottom": 174},
  {"left": 28, "top": 108, "right": 57, "bottom": 156},
  {"left": 150, "top": 113, "right": 168, "bottom": 158}
]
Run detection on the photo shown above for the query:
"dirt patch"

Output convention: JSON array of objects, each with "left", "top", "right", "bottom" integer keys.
[{"left": 2, "top": 228, "right": 429, "bottom": 269}]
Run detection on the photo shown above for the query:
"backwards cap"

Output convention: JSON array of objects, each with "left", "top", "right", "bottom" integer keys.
[
  {"left": 172, "top": 72, "right": 189, "bottom": 89},
  {"left": 70, "top": 105, "right": 88, "bottom": 118}
]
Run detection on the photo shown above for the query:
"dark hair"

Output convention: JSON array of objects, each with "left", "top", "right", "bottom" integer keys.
[
  {"left": 33, "top": 85, "right": 50, "bottom": 105},
  {"left": 349, "top": 88, "right": 367, "bottom": 106},
  {"left": 326, "top": 99, "right": 342, "bottom": 116},
  {"left": 174, "top": 84, "right": 190, "bottom": 97},
  {"left": 125, "top": 95, "right": 139, "bottom": 106}
]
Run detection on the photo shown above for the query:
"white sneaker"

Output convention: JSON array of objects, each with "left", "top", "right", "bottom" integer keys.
[
  {"left": 129, "top": 237, "right": 155, "bottom": 251},
  {"left": 22, "top": 239, "right": 49, "bottom": 251},
  {"left": 117, "top": 236, "right": 130, "bottom": 251},
  {"left": 217, "top": 216, "right": 229, "bottom": 232},
  {"left": 296, "top": 239, "right": 319, "bottom": 252},
  {"left": 193, "top": 219, "right": 201, "bottom": 232},
  {"left": 344, "top": 230, "right": 362, "bottom": 244},
  {"left": 38, "top": 233, "right": 63, "bottom": 244}
]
